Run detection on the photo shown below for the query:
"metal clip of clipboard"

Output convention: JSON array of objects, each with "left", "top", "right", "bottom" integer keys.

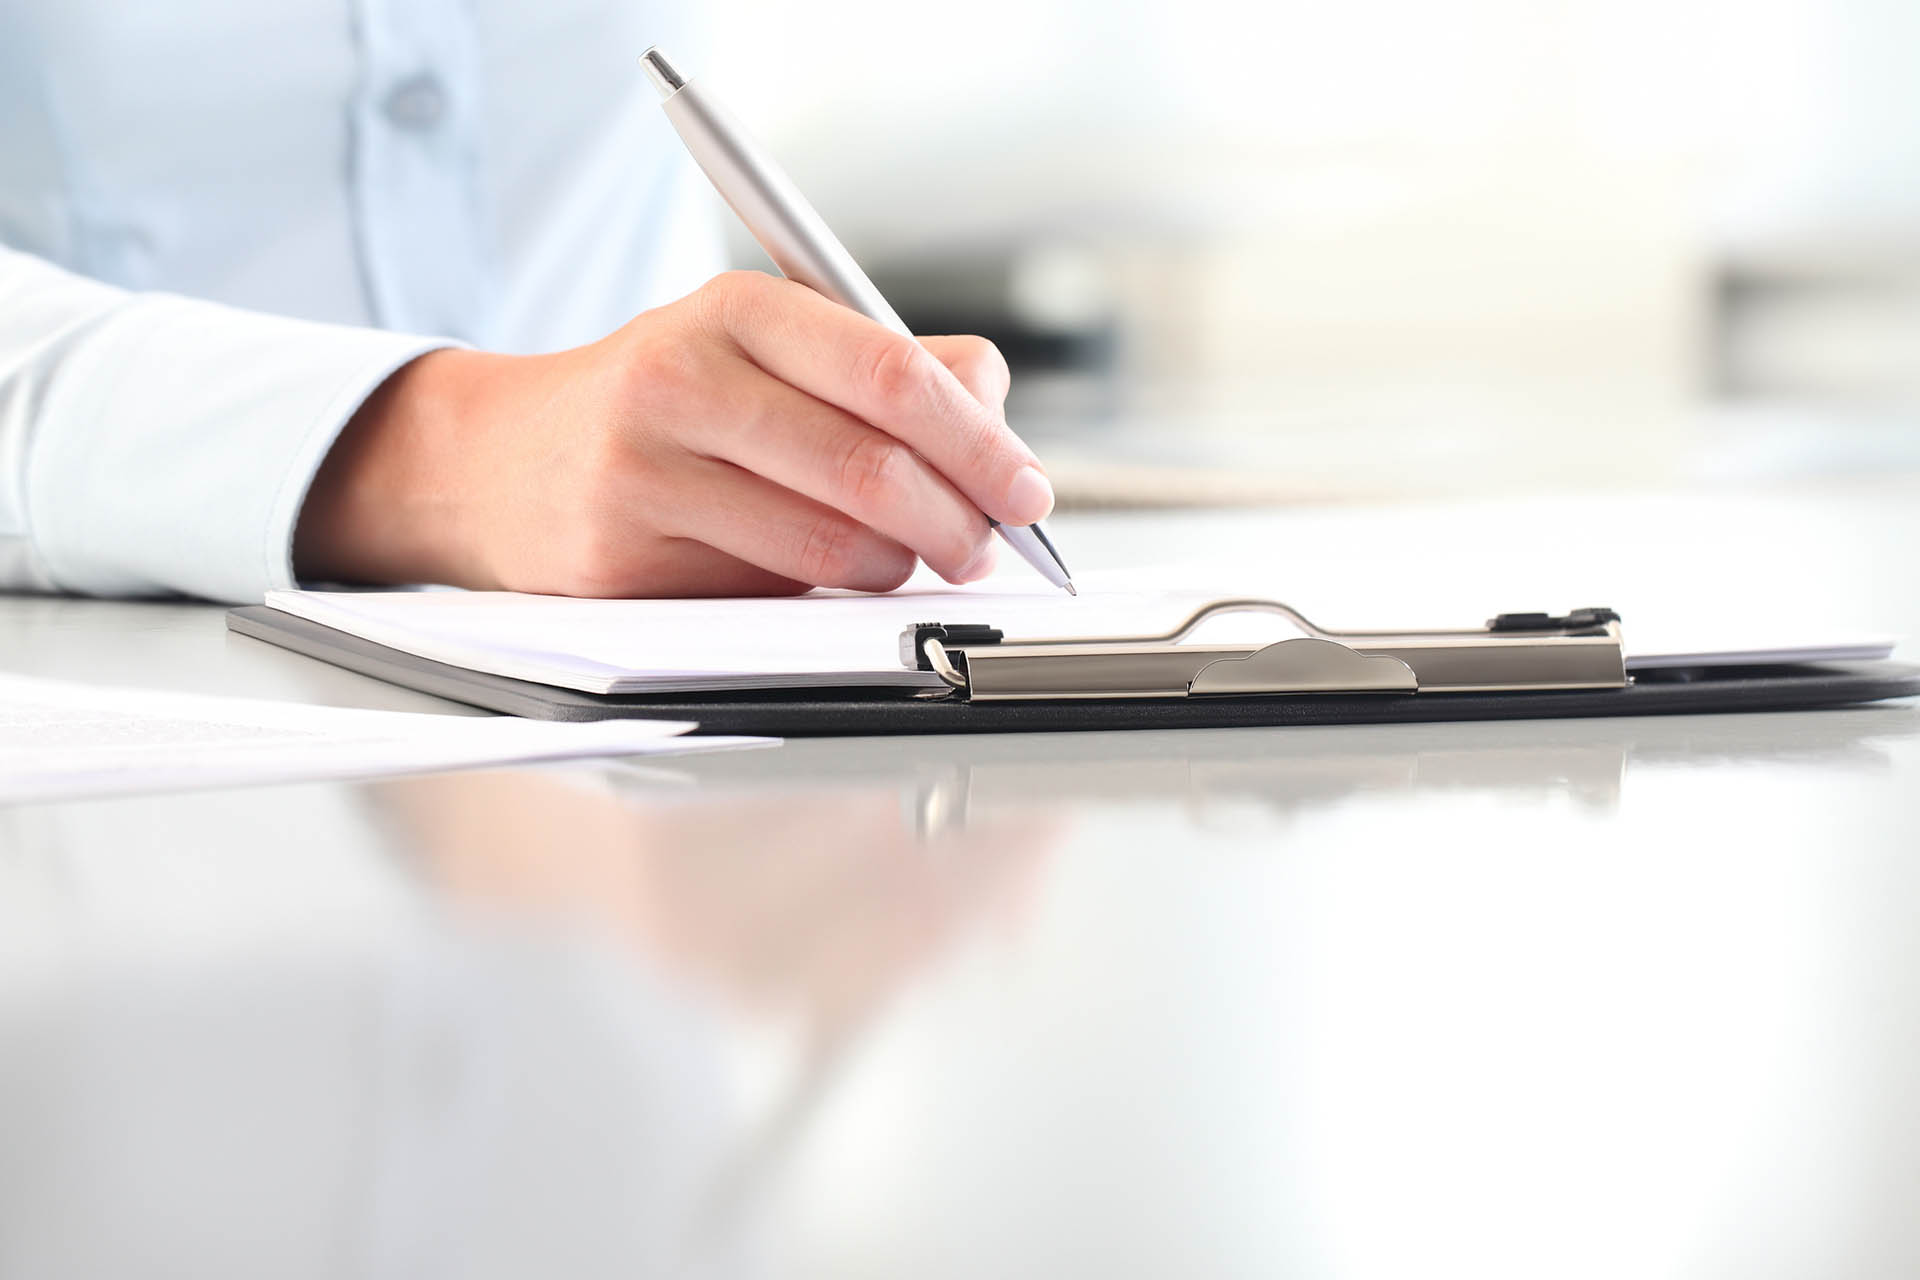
[{"left": 902, "top": 601, "right": 1628, "bottom": 702}]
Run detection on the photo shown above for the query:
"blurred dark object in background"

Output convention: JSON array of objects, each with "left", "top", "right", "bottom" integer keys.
[{"left": 871, "top": 245, "right": 1121, "bottom": 377}]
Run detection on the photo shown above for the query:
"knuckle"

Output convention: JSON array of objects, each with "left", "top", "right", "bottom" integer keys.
[
  {"left": 578, "top": 419, "right": 638, "bottom": 491},
  {"left": 851, "top": 333, "right": 927, "bottom": 407},
  {"left": 832, "top": 431, "right": 903, "bottom": 509},
  {"left": 616, "top": 334, "right": 698, "bottom": 409},
  {"left": 794, "top": 515, "right": 860, "bottom": 585},
  {"left": 945, "top": 523, "right": 992, "bottom": 575},
  {"left": 697, "top": 269, "right": 771, "bottom": 332},
  {"left": 541, "top": 463, "right": 658, "bottom": 597},
  {"left": 868, "top": 549, "right": 916, "bottom": 592},
  {"left": 952, "top": 421, "right": 1010, "bottom": 478},
  {"left": 709, "top": 268, "right": 767, "bottom": 300},
  {"left": 558, "top": 523, "right": 641, "bottom": 597},
  {"left": 955, "top": 336, "right": 1012, "bottom": 399}
]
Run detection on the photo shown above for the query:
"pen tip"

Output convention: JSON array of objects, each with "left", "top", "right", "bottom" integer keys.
[
  {"left": 639, "top": 47, "right": 686, "bottom": 98},
  {"left": 1064, "top": 581, "right": 1078, "bottom": 597}
]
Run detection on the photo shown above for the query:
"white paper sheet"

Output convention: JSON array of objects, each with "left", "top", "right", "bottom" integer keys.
[{"left": 0, "top": 673, "right": 771, "bottom": 804}]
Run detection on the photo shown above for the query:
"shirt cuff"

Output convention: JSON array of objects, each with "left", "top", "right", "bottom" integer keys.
[{"left": 28, "top": 293, "right": 455, "bottom": 602}]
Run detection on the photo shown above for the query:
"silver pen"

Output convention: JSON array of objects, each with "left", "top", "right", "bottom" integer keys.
[{"left": 640, "top": 46, "right": 1075, "bottom": 595}]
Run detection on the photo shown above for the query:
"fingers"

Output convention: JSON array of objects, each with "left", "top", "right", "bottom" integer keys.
[
  {"left": 920, "top": 334, "right": 1012, "bottom": 416},
  {"left": 647, "top": 453, "right": 921, "bottom": 594},
  {"left": 697, "top": 271, "right": 1054, "bottom": 529},
  {"left": 683, "top": 366, "right": 994, "bottom": 583}
]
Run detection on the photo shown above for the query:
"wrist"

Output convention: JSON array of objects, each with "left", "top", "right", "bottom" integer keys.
[{"left": 294, "top": 346, "right": 502, "bottom": 587}]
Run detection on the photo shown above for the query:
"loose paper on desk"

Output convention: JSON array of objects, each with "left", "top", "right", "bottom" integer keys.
[{"left": 0, "top": 673, "right": 771, "bottom": 804}]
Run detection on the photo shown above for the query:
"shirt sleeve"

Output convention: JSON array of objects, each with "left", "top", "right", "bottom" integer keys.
[{"left": 0, "top": 245, "right": 455, "bottom": 602}]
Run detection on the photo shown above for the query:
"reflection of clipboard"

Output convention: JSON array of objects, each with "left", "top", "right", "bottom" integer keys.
[
  {"left": 602, "top": 710, "right": 1911, "bottom": 837},
  {"left": 228, "top": 599, "right": 1920, "bottom": 735}
]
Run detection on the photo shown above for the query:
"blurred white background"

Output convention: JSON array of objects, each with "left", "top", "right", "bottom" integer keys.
[{"left": 699, "top": 0, "right": 1920, "bottom": 503}]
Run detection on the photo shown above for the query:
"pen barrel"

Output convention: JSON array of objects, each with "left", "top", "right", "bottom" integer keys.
[{"left": 661, "top": 83, "right": 912, "bottom": 338}]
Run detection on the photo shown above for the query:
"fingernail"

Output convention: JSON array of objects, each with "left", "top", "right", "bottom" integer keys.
[{"left": 1004, "top": 466, "right": 1055, "bottom": 525}]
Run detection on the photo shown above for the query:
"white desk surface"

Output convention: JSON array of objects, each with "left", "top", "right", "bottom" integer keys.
[{"left": 4, "top": 481, "right": 1919, "bottom": 1279}]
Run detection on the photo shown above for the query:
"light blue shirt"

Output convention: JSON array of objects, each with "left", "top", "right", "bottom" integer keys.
[{"left": 0, "top": 1, "right": 722, "bottom": 600}]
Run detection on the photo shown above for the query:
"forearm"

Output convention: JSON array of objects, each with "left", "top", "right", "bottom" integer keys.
[{"left": 0, "top": 245, "right": 450, "bottom": 601}]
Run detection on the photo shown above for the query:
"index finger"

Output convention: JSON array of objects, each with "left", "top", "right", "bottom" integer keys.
[{"left": 696, "top": 272, "right": 1056, "bottom": 528}]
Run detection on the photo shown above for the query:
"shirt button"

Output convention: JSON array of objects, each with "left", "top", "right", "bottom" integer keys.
[{"left": 383, "top": 74, "right": 448, "bottom": 131}]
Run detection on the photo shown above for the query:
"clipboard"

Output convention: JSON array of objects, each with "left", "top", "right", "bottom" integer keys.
[{"left": 226, "top": 600, "right": 1920, "bottom": 736}]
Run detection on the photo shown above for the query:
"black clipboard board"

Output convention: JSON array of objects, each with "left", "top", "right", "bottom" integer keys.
[{"left": 227, "top": 605, "right": 1920, "bottom": 736}]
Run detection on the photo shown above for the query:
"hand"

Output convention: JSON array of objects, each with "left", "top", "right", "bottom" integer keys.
[{"left": 293, "top": 271, "right": 1055, "bottom": 596}]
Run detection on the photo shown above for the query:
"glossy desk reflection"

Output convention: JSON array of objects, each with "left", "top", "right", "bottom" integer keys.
[
  {"left": 617, "top": 710, "right": 1910, "bottom": 833},
  {"left": 4, "top": 703, "right": 1917, "bottom": 1277}
]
